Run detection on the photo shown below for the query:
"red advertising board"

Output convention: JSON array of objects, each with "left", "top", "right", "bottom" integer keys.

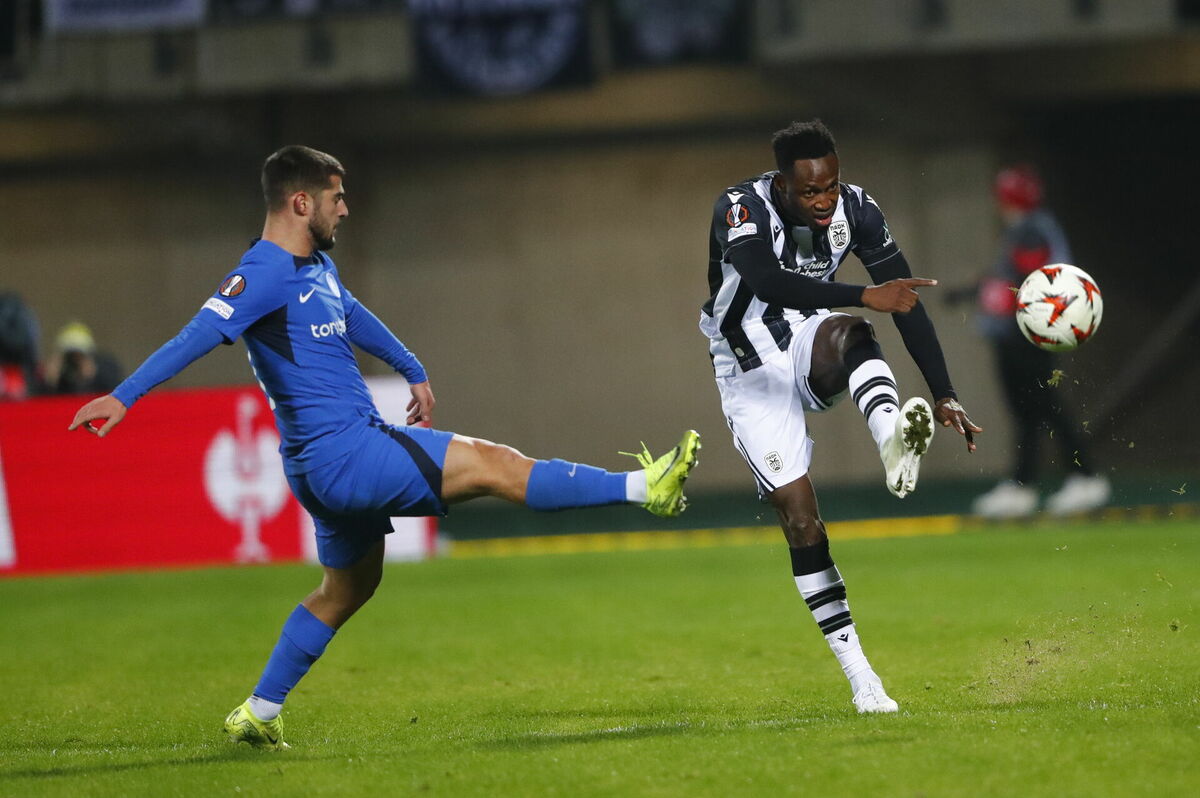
[{"left": 0, "top": 382, "right": 436, "bottom": 576}]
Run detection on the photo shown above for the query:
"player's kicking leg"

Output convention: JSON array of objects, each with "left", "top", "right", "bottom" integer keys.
[
  {"left": 769, "top": 477, "right": 898, "bottom": 714},
  {"left": 809, "top": 315, "right": 933, "bottom": 498},
  {"left": 440, "top": 430, "right": 701, "bottom": 516}
]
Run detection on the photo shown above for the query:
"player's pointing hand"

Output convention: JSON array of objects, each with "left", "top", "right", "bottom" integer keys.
[
  {"left": 862, "top": 278, "right": 937, "bottom": 314},
  {"left": 68, "top": 394, "right": 128, "bottom": 438}
]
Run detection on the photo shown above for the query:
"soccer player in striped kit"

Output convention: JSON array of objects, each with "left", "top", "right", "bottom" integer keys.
[
  {"left": 700, "top": 120, "right": 981, "bottom": 713},
  {"left": 70, "top": 145, "right": 700, "bottom": 749}
]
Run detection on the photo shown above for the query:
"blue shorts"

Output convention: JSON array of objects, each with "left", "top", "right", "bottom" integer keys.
[{"left": 287, "top": 422, "right": 454, "bottom": 569}]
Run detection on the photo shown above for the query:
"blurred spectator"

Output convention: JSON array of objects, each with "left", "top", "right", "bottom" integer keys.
[
  {"left": 969, "top": 165, "right": 1110, "bottom": 518},
  {"left": 0, "top": 290, "right": 41, "bottom": 400},
  {"left": 44, "top": 321, "right": 123, "bottom": 396}
]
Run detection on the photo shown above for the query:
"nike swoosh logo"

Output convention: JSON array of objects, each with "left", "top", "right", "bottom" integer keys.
[{"left": 299, "top": 288, "right": 317, "bottom": 303}]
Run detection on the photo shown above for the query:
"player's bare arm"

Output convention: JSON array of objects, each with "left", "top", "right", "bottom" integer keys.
[{"left": 68, "top": 394, "right": 127, "bottom": 438}]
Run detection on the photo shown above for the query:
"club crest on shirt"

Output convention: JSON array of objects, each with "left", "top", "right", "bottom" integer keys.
[
  {"left": 325, "top": 272, "right": 342, "bottom": 298},
  {"left": 219, "top": 275, "right": 246, "bottom": 297},
  {"left": 828, "top": 220, "right": 850, "bottom": 249},
  {"left": 765, "top": 451, "right": 783, "bottom": 473}
]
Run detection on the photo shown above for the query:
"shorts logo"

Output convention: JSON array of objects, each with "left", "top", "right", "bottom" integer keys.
[
  {"left": 828, "top": 220, "right": 850, "bottom": 249},
  {"left": 219, "top": 275, "right": 246, "bottom": 297},
  {"left": 726, "top": 203, "right": 750, "bottom": 227},
  {"left": 765, "top": 451, "right": 783, "bottom": 473},
  {"left": 202, "top": 297, "right": 235, "bottom": 320}
]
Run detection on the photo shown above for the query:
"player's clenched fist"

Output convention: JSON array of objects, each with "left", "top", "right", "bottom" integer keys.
[
  {"left": 861, "top": 277, "right": 937, "bottom": 314},
  {"left": 68, "top": 394, "right": 127, "bottom": 438}
]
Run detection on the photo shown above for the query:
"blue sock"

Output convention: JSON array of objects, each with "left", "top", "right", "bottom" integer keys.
[
  {"left": 525, "top": 458, "right": 628, "bottom": 511},
  {"left": 252, "top": 604, "right": 336, "bottom": 704}
]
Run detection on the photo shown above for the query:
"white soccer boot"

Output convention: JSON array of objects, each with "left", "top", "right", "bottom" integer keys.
[
  {"left": 880, "top": 397, "right": 934, "bottom": 498},
  {"left": 1045, "top": 474, "right": 1111, "bottom": 516},
  {"left": 852, "top": 678, "right": 899, "bottom": 714},
  {"left": 972, "top": 480, "right": 1039, "bottom": 519}
]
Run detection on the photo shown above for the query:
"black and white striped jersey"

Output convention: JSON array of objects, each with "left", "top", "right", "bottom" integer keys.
[{"left": 700, "top": 172, "right": 902, "bottom": 375}]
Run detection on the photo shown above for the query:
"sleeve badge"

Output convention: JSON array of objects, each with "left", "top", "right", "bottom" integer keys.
[{"left": 219, "top": 275, "right": 246, "bottom": 297}]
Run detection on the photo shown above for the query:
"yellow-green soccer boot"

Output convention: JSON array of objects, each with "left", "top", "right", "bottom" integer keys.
[
  {"left": 225, "top": 700, "right": 289, "bottom": 750},
  {"left": 627, "top": 430, "right": 701, "bottom": 517}
]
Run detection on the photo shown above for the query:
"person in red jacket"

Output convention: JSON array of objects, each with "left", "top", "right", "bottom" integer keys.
[{"left": 971, "top": 165, "right": 1109, "bottom": 518}]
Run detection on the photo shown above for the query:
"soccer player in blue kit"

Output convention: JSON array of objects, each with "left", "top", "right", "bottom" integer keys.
[{"left": 69, "top": 145, "right": 700, "bottom": 750}]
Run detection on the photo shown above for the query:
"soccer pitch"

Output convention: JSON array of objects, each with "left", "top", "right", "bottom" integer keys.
[{"left": 1, "top": 519, "right": 1197, "bottom": 797}]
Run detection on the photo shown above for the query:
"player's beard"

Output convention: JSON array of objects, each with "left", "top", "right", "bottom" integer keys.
[{"left": 310, "top": 218, "right": 337, "bottom": 251}]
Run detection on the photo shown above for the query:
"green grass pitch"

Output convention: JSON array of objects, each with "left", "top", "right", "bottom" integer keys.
[{"left": 1, "top": 519, "right": 1197, "bottom": 797}]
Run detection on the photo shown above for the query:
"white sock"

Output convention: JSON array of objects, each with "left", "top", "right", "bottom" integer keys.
[
  {"left": 248, "top": 695, "right": 283, "bottom": 721},
  {"left": 795, "top": 565, "right": 876, "bottom": 696},
  {"left": 847, "top": 360, "right": 900, "bottom": 452},
  {"left": 625, "top": 470, "right": 648, "bottom": 503},
  {"left": 825, "top": 626, "right": 876, "bottom": 695}
]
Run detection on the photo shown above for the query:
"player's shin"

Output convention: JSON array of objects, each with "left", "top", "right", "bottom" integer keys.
[
  {"left": 790, "top": 540, "right": 878, "bottom": 695},
  {"left": 524, "top": 458, "right": 629, "bottom": 511},
  {"left": 249, "top": 604, "right": 337, "bottom": 717}
]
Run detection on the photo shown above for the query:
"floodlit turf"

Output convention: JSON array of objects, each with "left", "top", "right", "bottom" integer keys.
[{"left": 1, "top": 519, "right": 1198, "bottom": 797}]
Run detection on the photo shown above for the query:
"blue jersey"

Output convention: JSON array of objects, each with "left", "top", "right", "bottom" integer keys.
[{"left": 114, "top": 239, "right": 426, "bottom": 475}]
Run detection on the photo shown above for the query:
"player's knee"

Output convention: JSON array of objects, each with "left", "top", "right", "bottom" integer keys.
[
  {"left": 465, "top": 438, "right": 531, "bottom": 494},
  {"left": 782, "top": 513, "right": 826, "bottom": 548},
  {"left": 839, "top": 316, "right": 875, "bottom": 350},
  {"left": 838, "top": 316, "right": 884, "bottom": 372},
  {"left": 321, "top": 572, "right": 381, "bottom": 616}
]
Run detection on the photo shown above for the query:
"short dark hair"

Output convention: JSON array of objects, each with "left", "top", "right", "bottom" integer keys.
[
  {"left": 771, "top": 119, "right": 837, "bottom": 173},
  {"left": 261, "top": 145, "right": 345, "bottom": 210}
]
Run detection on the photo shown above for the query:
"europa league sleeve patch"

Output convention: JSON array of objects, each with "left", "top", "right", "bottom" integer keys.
[
  {"left": 219, "top": 274, "right": 246, "bottom": 297},
  {"left": 725, "top": 201, "right": 758, "bottom": 241}
]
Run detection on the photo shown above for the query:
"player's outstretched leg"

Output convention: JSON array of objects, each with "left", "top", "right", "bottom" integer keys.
[
  {"left": 442, "top": 430, "right": 701, "bottom": 518},
  {"left": 810, "top": 315, "right": 932, "bottom": 498},
  {"left": 771, "top": 477, "right": 898, "bottom": 714}
]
